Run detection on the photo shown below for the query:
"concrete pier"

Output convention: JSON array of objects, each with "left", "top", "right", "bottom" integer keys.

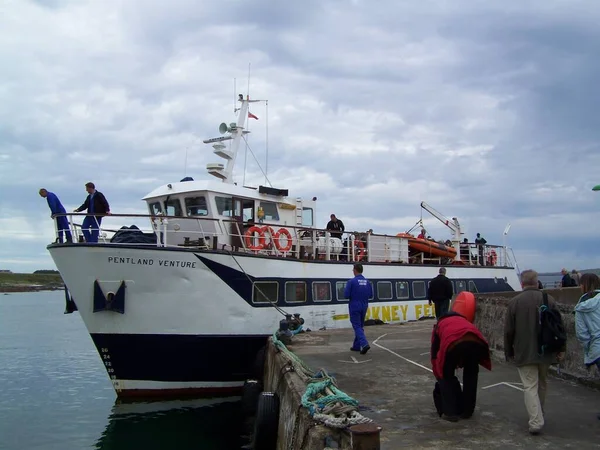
[{"left": 265, "top": 288, "right": 600, "bottom": 449}]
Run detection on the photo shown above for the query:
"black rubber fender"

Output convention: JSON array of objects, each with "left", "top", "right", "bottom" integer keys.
[
  {"left": 253, "top": 345, "right": 267, "bottom": 382},
  {"left": 241, "top": 379, "right": 263, "bottom": 417},
  {"left": 252, "top": 392, "right": 280, "bottom": 450}
]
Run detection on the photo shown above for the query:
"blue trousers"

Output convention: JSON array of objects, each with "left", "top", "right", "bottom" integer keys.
[
  {"left": 82, "top": 216, "right": 102, "bottom": 243},
  {"left": 350, "top": 306, "right": 369, "bottom": 350},
  {"left": 56, "top": 216, "right": 72, "bottom": 243}
]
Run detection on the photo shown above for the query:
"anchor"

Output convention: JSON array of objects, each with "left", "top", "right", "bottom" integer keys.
[{"left": 93, "top": 280, "right": 126, "bottom": 314}]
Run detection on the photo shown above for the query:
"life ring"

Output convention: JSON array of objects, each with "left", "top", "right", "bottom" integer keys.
[
  {"left": 487, "top": 249, "right": 497, "bottom": 266},
  {"left": 274, "top": 228, "right": 293, "bottom": 252},
  {"left": 261, "top": 226, "right": 276, "bottom": 249},
  {"left": 244, "top": 226, "right": 265, "bottom": 251},
  {"left": 354, "top": 239, "right": 366, "bottom": 261}
]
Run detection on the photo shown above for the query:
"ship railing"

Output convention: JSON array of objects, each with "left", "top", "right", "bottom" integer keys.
[{"left": 50, "top": 214, "right": 513, "bottom": 267}]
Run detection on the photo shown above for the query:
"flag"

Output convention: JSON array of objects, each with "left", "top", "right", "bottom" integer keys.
[{"left": 248, "top": 111, "right": 259, "bottom": 120}]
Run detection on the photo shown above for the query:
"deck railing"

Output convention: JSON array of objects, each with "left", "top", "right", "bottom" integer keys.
[{"left": 50, "top": 213, "right": 513, "bottom": 268}]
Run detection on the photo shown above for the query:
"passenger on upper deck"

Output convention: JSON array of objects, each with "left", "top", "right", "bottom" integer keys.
[
  {"left": 475, "top": 233, "right": 487, "bottom": 265},
  {"left": 326, "top": 214, "right": 345, "bottom": 240},
  {"left": 418, "top": 228, "right": 426, "bottom": 239}
]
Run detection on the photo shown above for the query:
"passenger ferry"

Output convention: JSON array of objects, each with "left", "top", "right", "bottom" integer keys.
[{"left": 47, "top": 93, "right": 521, "bottom": 398}]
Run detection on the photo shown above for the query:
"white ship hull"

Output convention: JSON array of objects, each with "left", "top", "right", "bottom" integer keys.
[{"left": 49, "top": 243, "right": 519, "bottom": 398}]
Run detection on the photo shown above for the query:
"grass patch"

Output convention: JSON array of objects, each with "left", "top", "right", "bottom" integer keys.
[{"left": 0, "top": 272, "right": 64, "bottom": 289}]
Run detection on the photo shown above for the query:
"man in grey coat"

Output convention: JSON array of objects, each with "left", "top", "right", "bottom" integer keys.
[{"left": 504, "top": 269, "right": 565, "bottom": 435}]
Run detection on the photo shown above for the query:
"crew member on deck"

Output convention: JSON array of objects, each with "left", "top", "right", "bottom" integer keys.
[
  {"left": 39, "top": 188, "right": 72, "bottom": 243},
  {"left": 431, "top": 312, "right": 492, "bottom": 422},
  {"left": 344, "top": 263, "right": 372, "bottom": 355},
  {"left": 74, "top": 182, "right": 111, "bottom": 243},
  {"left": 326, "top": 214, "right": 345, "bottom": 240}
]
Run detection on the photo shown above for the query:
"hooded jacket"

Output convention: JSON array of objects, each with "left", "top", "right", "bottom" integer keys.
[
  {"left": 574, "top": 290, "right": 600, "bottom": 366},
  {"left": 430, "top": 312, "right": 491, "bottom": 379}
]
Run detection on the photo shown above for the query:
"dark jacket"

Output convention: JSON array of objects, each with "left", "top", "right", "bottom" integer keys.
[
  {"left": 430, "top": 313, "right": 491, "bottom": 379},
  {"left": 75, "top": 191, "right": 110, "bottom": 215},
  {"left": 562, "top": 273, "right": 576, "bottom": 287},
  {"left": 326, "top": 219, "right": 345, "bottom": 239},
  {"left": 504, "top": 287, "right": 565, "bottom": 366},
  {"left": 428, "top": 274, "right": 453, "bottom": 302}
]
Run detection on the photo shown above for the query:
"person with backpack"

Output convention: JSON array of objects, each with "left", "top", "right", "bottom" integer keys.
[
  {"left": 431, "top": 311, "right": 491, "bottom": 422},
  {"left": 504, "top": 269, "right": 566, "bottom": 435},
  {"left": 574, "top": 273, "right": 600, "bottom": 419}
]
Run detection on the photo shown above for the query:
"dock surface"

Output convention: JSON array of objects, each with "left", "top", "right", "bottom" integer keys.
[{"left": 290, "top": 321, "right": 600, "bottom": 449}]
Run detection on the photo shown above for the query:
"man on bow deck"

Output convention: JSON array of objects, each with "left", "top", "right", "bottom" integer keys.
[{"left": 39, "top": 188, "right": 72, "bottom": 243}]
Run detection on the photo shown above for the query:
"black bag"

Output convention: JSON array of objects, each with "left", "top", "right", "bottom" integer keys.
[{"left": 539, "top": 293, "right": 567, "bottom": 354}]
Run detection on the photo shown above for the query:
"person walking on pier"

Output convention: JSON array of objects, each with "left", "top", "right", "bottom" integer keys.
[
  {"left": 428, "top": 267, "right": 454, "bottom": 320},
  {"left": 430, "top": 311, "right": 491, "bottom": 422},
  {"left": 504, "top": 269, "right": 566, "bottom": 435},
  {"left": 74, "top": 182, "right": 111, "bottom": 243},
  {"left": 39, "top": 188, "right": 72, "bottom": 243},
  {"left": 344, "top": 263, "right": 372, "bottom": 355},
  {"left": 574, "top": 273, "right": 600, "bottom": 419}
]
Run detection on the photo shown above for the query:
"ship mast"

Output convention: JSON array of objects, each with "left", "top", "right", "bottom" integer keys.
[{"left": 204, "top": 94, "right": 258, "bottom": 184}]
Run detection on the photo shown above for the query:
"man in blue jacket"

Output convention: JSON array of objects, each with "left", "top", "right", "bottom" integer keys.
[
  {"left": 344, "top": 263, "right": 373, "bottom": 354},
  {"left": 39, "top": 188, "right": 72, "bottom": 243},
  {"left": 74, "top": 182, "right": 111, "bottom": 243}
]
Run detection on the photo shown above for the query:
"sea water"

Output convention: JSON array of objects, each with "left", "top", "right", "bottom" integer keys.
[{"left": 0, "top": 291, "right": 242, "bottom": 450}]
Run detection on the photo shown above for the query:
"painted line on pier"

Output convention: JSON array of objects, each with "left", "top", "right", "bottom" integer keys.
[{"left": 372, "top": 333, "right": 433, "bottom": 373}]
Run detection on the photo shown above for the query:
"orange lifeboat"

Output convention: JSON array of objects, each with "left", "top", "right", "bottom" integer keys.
[{"left": 397, "top": 233, "right": 457, "bottom": 259}]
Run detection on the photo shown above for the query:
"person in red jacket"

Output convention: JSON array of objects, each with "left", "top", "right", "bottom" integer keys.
[{"left": 431, "top": 312, "right": 491, "bottom": 421}]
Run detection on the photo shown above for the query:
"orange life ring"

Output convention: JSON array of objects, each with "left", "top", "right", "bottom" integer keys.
[
  {"left": 261, "top": 226, "right": 276, "bottom": 249},
  {"left": 487, "top": 249, "right": 497, "bottom": 266},
  {"left": 354, "top": 239, "right": 366, "bottom": 261},
  {"left": 274, "top": 228, "right": 293, "bottom": 252},
  {"left": 244, "top": 226, "right": 265, "bottom": 251}
]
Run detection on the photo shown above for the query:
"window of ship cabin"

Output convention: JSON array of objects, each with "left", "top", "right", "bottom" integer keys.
[
  {"left": 185, "top": 196, "right": 208, "bottom": 216},
  {"left": 216, "top": 196, "right": 233, "bottom": 216},
  {"left": 313, "top": 282, "right": 332, "bottom": 302},
  {"left": 149, "top": 202, "right": 162, "bottom": 215},
  {"left": 259, "top": 201, "right": 279, "bottom": 221},
  {"left": 302, "top": 207, "right": 314, "bottom": 226},
  {"left": 469, "top": 280, "right": 478, "bottom": 293},
  {"left": 165, "top": 199, "right": 183, "bottom": 216},
  {"left": 242, "top": 199, "right": 255, "bottom": 221},
  {"left": 285, "top": 281, "right": 306, "bottom": 303},
  {"left": 336, "top": 281, "right": 349, "bottom": 301},
  {"left": 396, "top": 281, "right": 409, "bottom": 299},
  {"left": 412, "top": 281, "right": 426, "bottom": 298},
  {"left": 252, "top": 281, "right": 279, "bottom": 303},
  {"left": 455, "top": 280, "right": 466, "bottom": 294},
  {"left": 369, "top": 281, "right": 374, "bottom": 300},
  {"left": 377, "top": 281, "right": 393, "bottom": 300}
]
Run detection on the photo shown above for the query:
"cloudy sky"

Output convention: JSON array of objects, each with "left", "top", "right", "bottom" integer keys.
[{"left": 1, "top": 0, "right": 599, "bottom": 273}]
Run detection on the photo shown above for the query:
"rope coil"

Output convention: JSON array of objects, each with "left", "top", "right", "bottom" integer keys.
[{"left": 271, "top": 331, "right": 373, "bottom": 429}]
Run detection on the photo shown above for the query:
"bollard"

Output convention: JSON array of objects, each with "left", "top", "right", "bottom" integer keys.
[{"left": 349, "top": 423, "right": 382, "bottom": 450}]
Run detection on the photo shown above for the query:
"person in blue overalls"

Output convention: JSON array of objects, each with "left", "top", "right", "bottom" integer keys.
[
  {"left": 39, "top": 188, "right": 72, "bottom": 243},
  {"left": 344, "top": 263, "right": 373, "bottom": 354},
  {"left": 74, "top": 182, "right": 111, "bottom": 243}
]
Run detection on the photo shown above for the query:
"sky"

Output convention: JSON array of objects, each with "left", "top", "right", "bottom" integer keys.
[{"left": 1, "top": 0, "right": 599, "bottom": 273}]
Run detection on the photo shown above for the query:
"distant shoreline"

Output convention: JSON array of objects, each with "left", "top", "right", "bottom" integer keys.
[{"left": 0, "top": 273, "right": 64, "bottom": 294}]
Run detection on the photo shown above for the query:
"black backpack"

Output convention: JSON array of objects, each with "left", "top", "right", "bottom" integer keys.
[{"left": 538, "top": 293, "right": 567, "bottom": 354}]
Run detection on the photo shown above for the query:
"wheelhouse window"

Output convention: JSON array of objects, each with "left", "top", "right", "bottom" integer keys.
[
  {"left": 285, "top": 281, "right": 306, "bottom": 303},
  {"left": 336, "top": 281, "right": 348, "bottom": 301},
  {"left": 377, "top": 281, "right": 393, "bottom": 300},
  {"left": 259, "top": 201, "right": 279, "bottom": 221},
  {"left": 165, "top": 199, "right": 183, "bottom": 217},
  {"left": 313, "top": 282, "right": 332, "bottom": 302},
  {"left": 302, "top": 207, "right": 314, "bottom": 226},
  {"left": 252, "top": 281, "right": 279, "bottom": 303},
  {"left": 396, "top": 281, "right": 409, "bottom": 299},
  {"left": 412, "top": 281, "right": 426, "bottom": 298},
  {"left": 242, "top": 199, "right": 255, "bottom": 222},
  {"left": 216, "top": 196, "right": 233, "bottom": 216},
  {"left": 149, "top": 202, "right": 162, "bottom": 215},
  {"left": 185, "top": 196, "right": 208, "bottom": 216}
]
